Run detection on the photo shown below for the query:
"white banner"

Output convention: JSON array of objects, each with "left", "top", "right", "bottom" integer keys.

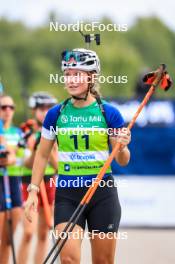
[{"left": 116, "top": 176, "right": 175, "bottom": 227}]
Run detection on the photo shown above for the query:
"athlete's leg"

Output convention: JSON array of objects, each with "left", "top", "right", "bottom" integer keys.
[
  {"left": 87, "top": 180, "right": 121, "bottom": 264},
  {"left": 56, "top": 223, "right": 83, "bottom": 264},
  {"left": 54, "top": 193, "right": 86, "bottom": 264},
  {"left": 91, "top": 234, "right": 117, "bottom": 264},
  {"left": 0, "top": 212, "right": 5, "bottom": 243},
  {"left": 0, "top": 207, "right": 22, "bottom": 263},
  {"left": 17, "top": 209, "right": 37, "bottom": 264}
]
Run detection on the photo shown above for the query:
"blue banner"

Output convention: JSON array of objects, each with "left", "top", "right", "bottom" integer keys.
[{"left": 111, "top": 100, "right": 175, "bottom": 175}]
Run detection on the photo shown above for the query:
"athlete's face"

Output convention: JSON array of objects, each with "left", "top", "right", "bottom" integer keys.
[
  {"left": 35, "top": 105, "right": 50, "bottom": 124},
  {"left": 0, "top": 96, "right": 15, "bottom": 123},
  {"left": 64, "top": 69, "right": 89, "bottom": 97}
]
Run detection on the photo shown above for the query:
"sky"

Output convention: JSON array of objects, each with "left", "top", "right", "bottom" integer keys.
[{"left": 0, "top": 0, "right": 174, "bottom": 30}]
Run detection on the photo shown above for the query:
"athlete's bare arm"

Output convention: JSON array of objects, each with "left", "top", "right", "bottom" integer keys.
[
  {"left": 24, "top": 137, "right": 55, "bottom": 222},
  {"left": 31, "top": 137, "right": 55, "bottom": 186},
  {"left": 24, "top": 142, "right": 57, "bottom": 172},
  {"left": 48, "top": 143, "right": 58, "bottom": 172}
]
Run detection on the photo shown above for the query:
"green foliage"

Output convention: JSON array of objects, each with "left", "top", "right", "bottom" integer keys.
[{"left": 0, "top": 16, "right": 174, "bottom": 123}]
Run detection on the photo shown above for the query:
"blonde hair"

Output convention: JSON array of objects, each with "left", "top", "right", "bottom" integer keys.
[
  {"left": 0, "top": 94, "right": 14, "bottom": 105},
  {"left": 89, "top": 71, "right": 101, "bottom": 98}
]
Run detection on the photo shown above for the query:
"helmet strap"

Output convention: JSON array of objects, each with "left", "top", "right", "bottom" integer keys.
[{"left": 72, "top": 88, "right": 89, "bottom": 101}]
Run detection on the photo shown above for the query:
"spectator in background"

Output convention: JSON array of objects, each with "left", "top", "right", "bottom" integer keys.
[
  {"left": 0, "top": 95, "right": 22, "bottom": 263},
  {"left": 18, "top": 92, "right": 58, "bottom": 264}
]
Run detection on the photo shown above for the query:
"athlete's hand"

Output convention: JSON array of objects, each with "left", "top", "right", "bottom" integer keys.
[
  {"left": 110, "top": 127, "right": 131, "bottom": 150},
  {"left": 24, "top": 191, "right": 38, "bottom": 222},
  {"left": 117, "top": 127, "right": 131, "bottom": 149}
]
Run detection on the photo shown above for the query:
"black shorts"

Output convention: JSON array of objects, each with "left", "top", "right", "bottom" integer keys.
[
  {"left": 0, "top": 176, "right": 22, "bottom": 212},
  {"left": 54, "top": 176, "right": 121, "bottom": 233}
]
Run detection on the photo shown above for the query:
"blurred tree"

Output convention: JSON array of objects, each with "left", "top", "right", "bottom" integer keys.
[{"left": 0, "top": 16, "right": 174, "bottom": 123}]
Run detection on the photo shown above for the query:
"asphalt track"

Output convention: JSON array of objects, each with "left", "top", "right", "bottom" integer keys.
[{"left": 11, "top": 225, "right": 175, "bottom": 264}]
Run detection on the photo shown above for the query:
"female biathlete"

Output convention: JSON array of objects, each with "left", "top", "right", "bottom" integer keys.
[
  {"left": 25, "top": 49, "right": 131, "bottom": 264},
  {"left": 0, "top": 95, "right": 22, "bottom": 263},
  {"left": 18, "top": 92, "right": 58, "bottom": 264}
]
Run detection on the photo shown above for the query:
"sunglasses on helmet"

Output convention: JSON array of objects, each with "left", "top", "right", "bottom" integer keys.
[{"left": 61, "top": 50, "right": 88, "bottom": 63}]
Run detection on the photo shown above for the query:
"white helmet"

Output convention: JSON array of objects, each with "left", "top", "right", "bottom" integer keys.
[
  {"left": 61, "top": 48, "right": 100, "bottom": 73},
  {"left": 28, "top": 91, "right": 57, "bottom": 109}
]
